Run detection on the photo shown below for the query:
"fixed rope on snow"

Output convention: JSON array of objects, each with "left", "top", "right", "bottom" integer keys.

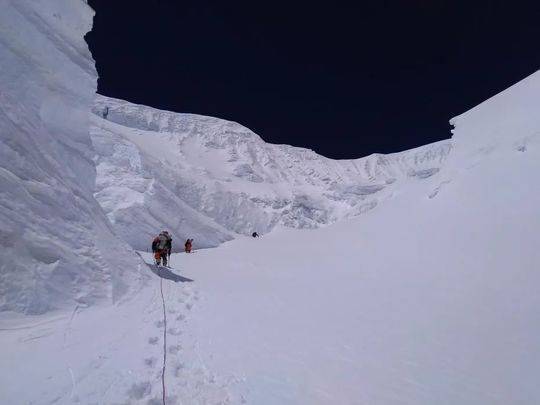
[{"left": 160, "top": 277, "right": 167, "bottom": 405}]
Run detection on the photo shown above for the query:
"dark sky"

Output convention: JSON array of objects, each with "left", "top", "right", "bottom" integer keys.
[{"left": 86, "top": 0, "right": 540, "bottom": 159}]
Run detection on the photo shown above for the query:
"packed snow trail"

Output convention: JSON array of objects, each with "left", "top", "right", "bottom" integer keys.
[
  {"left": 160, "top": 276, "right": 167, "bottom": 405},
  {"left": 137, "top": 252, "right": 171, "bottom": 404},
  {"left": 0, "top": 257, "right": 235, "bottom": 404}
]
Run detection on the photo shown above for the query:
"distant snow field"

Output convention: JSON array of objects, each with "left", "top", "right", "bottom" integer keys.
[{"left": 1, "top": 0, "right": 540, "bottom": 404}]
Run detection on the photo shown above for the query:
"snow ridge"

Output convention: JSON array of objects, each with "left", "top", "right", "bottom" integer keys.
[{"left": 91, "top": 95, "right": 452, "bottom": 250}]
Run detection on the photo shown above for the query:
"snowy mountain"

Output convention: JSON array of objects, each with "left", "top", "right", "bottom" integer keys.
[
  {"left": 1, "top": 0, "right": 540, "bottom": 403},
  {"left": 0, "top": 0, "right": 145, "bottom": 314},
  {"left": 91, "top": 95, "right": 452, "bottom": 250}
]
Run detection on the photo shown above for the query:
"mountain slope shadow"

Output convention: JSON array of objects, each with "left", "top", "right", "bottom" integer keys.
[{"left": 148, "top": 264, "right": 194, "bottom": 283}]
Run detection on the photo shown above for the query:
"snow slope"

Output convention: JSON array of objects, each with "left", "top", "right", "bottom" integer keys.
[
  {"left": 0, "top": 0, "right": 144, "bottom": 314},
  {"left": 2, "top": 111, "right": 538, "bottom": 403},
  {"left": 2, "top": 69, "right": 539, "bottom": 403},
  {"left": 178, "top": 80, "right": 540, "bottom": 401},
  {"left": 91, "top": 95, "right": 452, "bottom": 250},
  {"left": 183, "top": 141, "right": 540, "bottom": 404},
  {"left": 1, "top": 0, "right": 539, "bottom": 402}
]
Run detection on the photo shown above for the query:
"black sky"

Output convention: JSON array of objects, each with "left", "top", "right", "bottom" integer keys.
[{"left": 86, "top": 0, "right": 540, "bottom": 159}]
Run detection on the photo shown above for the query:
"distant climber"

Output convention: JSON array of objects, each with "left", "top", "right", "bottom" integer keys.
[
  {"left": 252, "top": 232, "right": 260, "bottom": 238},
  {"left": 184, "top": 238, "right": 193, "bottom": 253},
  {"left": 152, "top": 230, "right": 172, "bottom": 266},
  {"left": 102, "top": 106, "right": 109, "bottom": 119}
]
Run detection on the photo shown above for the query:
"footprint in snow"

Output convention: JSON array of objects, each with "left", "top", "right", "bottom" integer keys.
[
  {"left": 155, "top": 320, "right": 165, "bottom": 328},
  {"left": 144, "top": 357, "right": 157, "bottom": 367},
  {"left": 168, "top": 344, "right": 182, "bottom": 354},
  {"left": 126, "top": 381, "right": 151, "bottom": 400},
  {"left": 180, "top": 289, "right": 193, "bottom": 298},
  {"left": 147, "top": 395, "right": 178, "bottom": 405},
  {"left": 173, "top": 362, "right": 185, "bottom": 377},
  {"left": 148, "top": 337, "right": 159, "bottom": 345},
  {"left": 167, "top": 327, "right": 182, "bottom": 336},
  {"left": 176, "top": 314, "right": 186, "bottom": 321}
]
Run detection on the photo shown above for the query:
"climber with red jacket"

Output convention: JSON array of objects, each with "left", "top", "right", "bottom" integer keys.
[{"left": 184, "top": 238, "right": 193, "bottom": 253}]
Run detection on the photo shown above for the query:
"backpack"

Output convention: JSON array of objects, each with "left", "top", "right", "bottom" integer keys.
[{"left": 152, "top": 236, "right": 160, "bottom": 252}]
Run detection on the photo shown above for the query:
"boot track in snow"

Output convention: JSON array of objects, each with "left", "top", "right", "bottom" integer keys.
[{"left": 159, "top": 276, "right": 167, "bottom": 405}]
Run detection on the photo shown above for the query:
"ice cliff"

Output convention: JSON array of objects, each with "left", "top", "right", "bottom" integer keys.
[
  {"left": 0, "top": 0, "right": 144, "bottom": 314},
  {"left": 91, "top": 95, "right": 452, "bottom": 250}
]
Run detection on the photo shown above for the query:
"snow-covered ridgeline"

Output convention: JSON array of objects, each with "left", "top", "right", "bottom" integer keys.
[
  {"left": 0, "top": 0, "right": 144, "bottom": 314},
  {"left": 450, "top": 70, "right": 540, "bottom": 163},
  {"left": 91, "top": 95, "right": 452, "bottom": 250}
]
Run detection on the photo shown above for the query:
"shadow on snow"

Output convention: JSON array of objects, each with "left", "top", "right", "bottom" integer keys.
[{"left": 148, "top": 264, "right": 194, "bottom": 283}]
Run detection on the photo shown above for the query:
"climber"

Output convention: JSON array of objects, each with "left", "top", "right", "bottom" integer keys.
[
  {"left": 151, "top": 235, "right": 160, "bottom": 265},
  {"left": 184, "top": 238, "right": 193, "bottom": 253},
  {"left": 252, "top": 231, "right": 260, "bottom": 238},
  {"left": 164, "top": 231, "right": 172, "bottom": 264},
  {"left": 152, "top": 230, "right": 172, "bottom": 266}
]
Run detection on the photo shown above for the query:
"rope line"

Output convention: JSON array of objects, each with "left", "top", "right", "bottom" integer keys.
[{"left": 160, "top": 277, "right": 167, "bottom": 405}]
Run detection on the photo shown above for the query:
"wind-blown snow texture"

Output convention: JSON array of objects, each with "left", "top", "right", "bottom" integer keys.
[
  {"left": 91, "top": 96, "right": 452, "bottom": 250},
  {"left": 0, "top": 0, "right": 144, "bottom": 314}
]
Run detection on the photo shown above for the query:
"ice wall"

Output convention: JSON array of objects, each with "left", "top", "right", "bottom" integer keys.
[
  {"left": 91, "top": 95, "right": 452, "bottom": 250},
  {"left": 0, "top": 0, "right": 143, "bottom": 314}
]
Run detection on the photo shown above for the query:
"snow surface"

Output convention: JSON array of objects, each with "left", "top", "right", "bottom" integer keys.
[
  {"left": 180, "top": 141, "right": 540, "bottom": 404},
  {"left": 91, "top": 95, "right": 451, "bottom": 250},
  {"left": 0, "top": 0, "right": 146, "bottom": 315},
  {"left": 1, "top": 0, "right": 540, "bottom": 403}
]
